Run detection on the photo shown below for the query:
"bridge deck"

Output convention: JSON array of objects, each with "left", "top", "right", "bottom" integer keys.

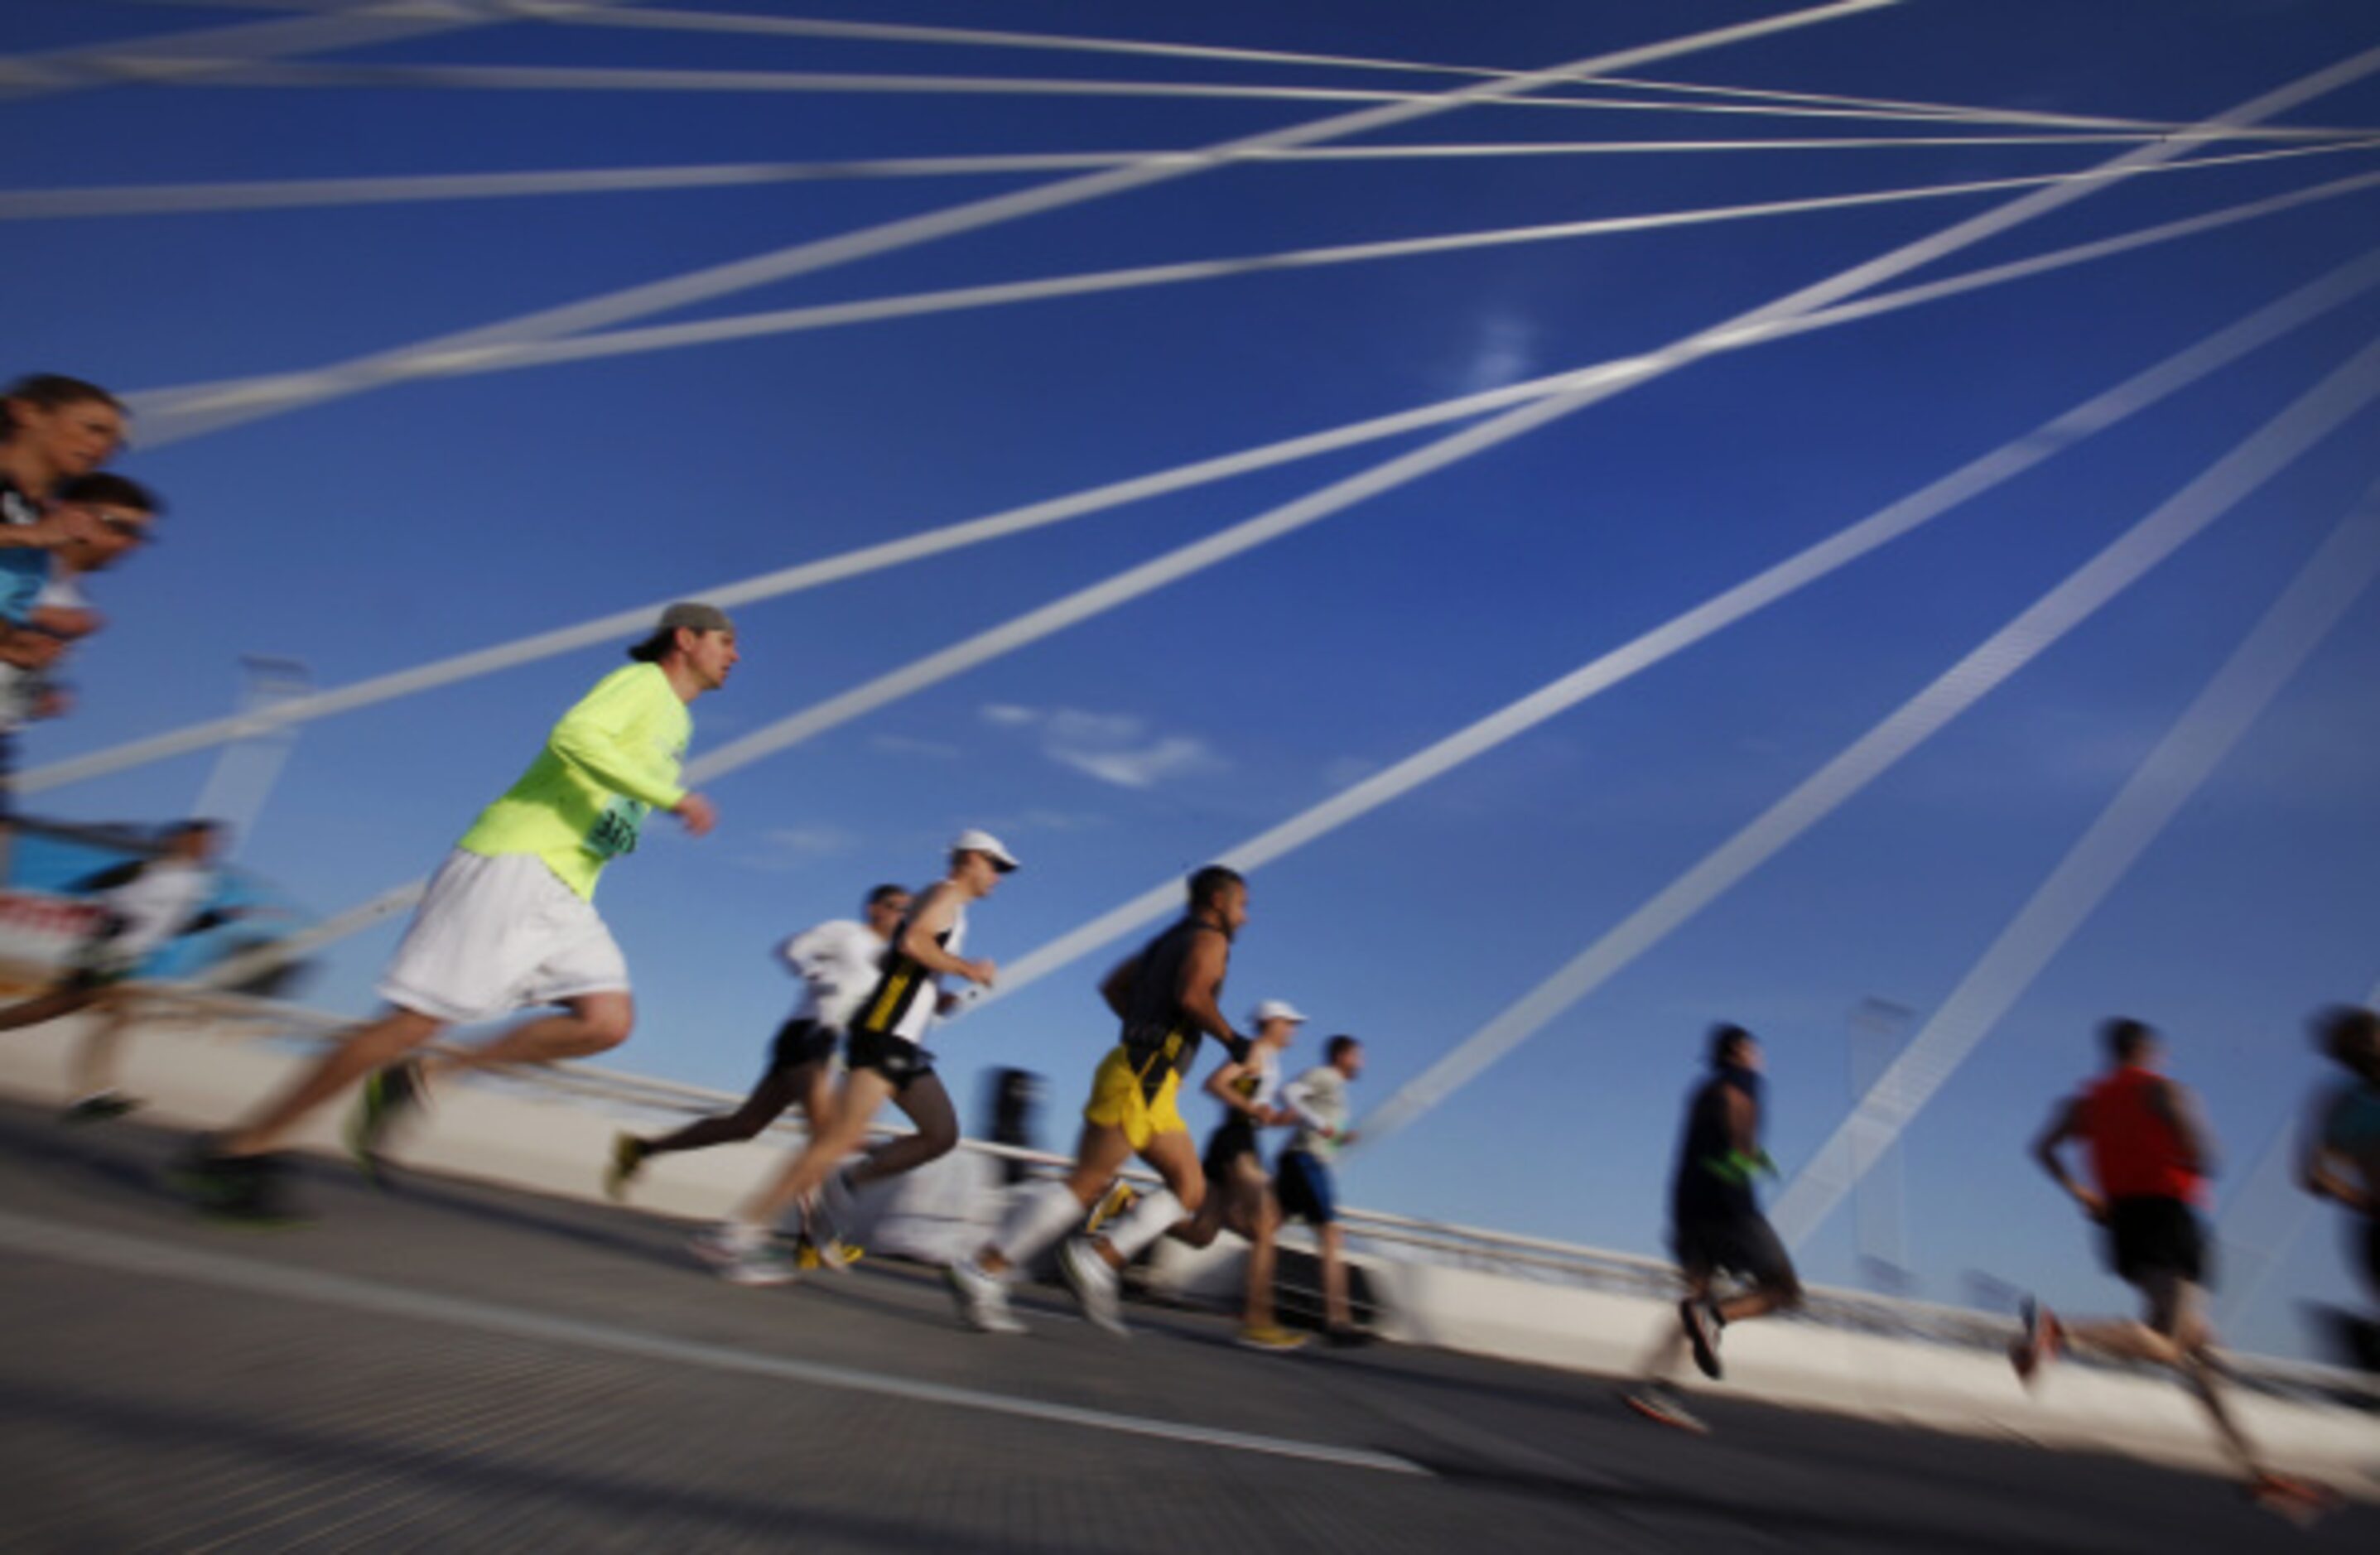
[{"left": 0, "top": 1100, "right": 2368, "bottom": 1554}]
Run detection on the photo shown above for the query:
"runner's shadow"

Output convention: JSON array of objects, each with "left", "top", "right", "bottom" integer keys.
[
  {"left": 0, "top": 1107, "right": 195, "bottom": 1211},
  {"left": 357, "top": 1169, "right": 720, "bottom": 1277}
]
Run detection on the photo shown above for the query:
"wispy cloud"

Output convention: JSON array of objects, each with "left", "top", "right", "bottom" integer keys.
[
  {"left": 979, "top": 702, "right": 1227, "bottom": 790},
  {"left": 1455, "top": 311, "right": 1536, "bottom": 396}
]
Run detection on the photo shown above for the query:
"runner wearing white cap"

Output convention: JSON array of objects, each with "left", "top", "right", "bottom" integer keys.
[
  {"left": 699, "top": 830, "right": 1016, "bottom": 1284},
  {"left": 1165, "top": 998, "right": 1308, "bottom": 1351}
]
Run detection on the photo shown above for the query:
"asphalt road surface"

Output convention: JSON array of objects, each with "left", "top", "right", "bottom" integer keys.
[{"left": 0, "top": 1099, "right": 2368, "bottom": 1553}]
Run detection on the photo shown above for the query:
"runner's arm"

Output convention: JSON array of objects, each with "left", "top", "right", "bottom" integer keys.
[
  {"left": 1098, "top": 951, "right": 1142, "bottom": 1020},
  {"left": 897, "top": 883, "right": 994, "bottom": 986},
  {"left": 546, "top": 674, "right": 687, "bottom": 811},
  {"left": 1174, "top": 928, "right": 1245, "bottom": 1061},
  {"left": 1202, "top": 1057, "right": 1263, "bottom": 1118},
  {"left": 2031, "top": 1096, "right": 2104, "bottom": 1216},
  {"left": 2296, "top": 1091, "right": 2371, "bottom": 1211}
]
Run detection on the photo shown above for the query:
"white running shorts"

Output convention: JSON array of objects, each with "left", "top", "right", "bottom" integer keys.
[{"left": 377, "top": 849, "right": 629, "bottom": 1023}]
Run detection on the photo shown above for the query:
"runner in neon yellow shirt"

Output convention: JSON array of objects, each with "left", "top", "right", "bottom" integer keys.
[
  {"left": 185, "top": 604, "right": 735, "bottom": 1218},
  {"left": 459, "top": 657, "right": 695, "bottom": 900}
]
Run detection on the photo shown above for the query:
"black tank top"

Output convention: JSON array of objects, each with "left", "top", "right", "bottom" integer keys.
[
  {"left": 1119, "top": 917, "right": 1231, "bottom": 1077},
  {"left": 1673, "top": 1067, "right": 1761, "bottom": 1220}
]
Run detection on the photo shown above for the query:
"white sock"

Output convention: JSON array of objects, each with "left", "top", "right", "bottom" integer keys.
[
  {"left": 991, "top": 1180, "right": 1087, "bottom": 1271},
  {"left": 1102, "top": 1188, "right": 1185, "bottom": 1263}
]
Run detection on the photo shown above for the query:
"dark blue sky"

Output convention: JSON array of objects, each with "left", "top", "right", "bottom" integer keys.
[{"left": 7, "top": 0, "right": 2379, "bottom": 1356}]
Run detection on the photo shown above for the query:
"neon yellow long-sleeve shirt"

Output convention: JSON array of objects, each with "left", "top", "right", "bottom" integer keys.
[{"left": 456, "top": 663, "right": 690, "bottom": 899}]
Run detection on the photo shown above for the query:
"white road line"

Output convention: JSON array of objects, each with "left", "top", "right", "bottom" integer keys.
[{"left": 0, "top": 1208, "right": 1429, "bottom": 1477}]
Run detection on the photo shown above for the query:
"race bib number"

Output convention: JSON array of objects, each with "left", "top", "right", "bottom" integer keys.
[{"left": 583, "top": 796, "right": 650, "bottom": 861}]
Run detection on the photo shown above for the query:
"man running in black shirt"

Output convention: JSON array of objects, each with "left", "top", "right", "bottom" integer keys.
[
  {"left": 947, "top": 864, "right": 1247, "bottom": 1335},
  {"left": 1622, "top": 1024, "right": 1800, "bottom": 1432}
]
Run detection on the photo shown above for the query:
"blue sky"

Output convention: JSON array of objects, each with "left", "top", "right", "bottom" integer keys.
[{"left": 7, "top": 0, "right": 2380, "bottom": 1357}]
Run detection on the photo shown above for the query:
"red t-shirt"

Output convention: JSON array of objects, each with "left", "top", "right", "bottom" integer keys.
[{"left": 2079, "top": 1066, "right": 2204, "bottom": 1205}]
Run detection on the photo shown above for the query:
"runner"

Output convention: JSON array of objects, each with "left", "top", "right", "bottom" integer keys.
[
  {"left": 2014, "top": 1018, "right": 2334, "bottom": 1521},
  {"left": 0, "top": 472, "right": 162, "bottom": 735},
  {"left": 176, "top": 603, "right": 735, "bottom": 1218},
  {"left": 1621, "top": 1024, "right": 1799, "bottom": 1435},
  {"left": 696, "top": 831, "right": 1015, "bottom": 1286},
  {"left": 0, "top": 820, "right": 247, "bottom": 1118},
  {"left": 1167, "top": 998, "right": 1308, "bottom": 1352},
  {"left": 2299, "top": 1004, "right": 2380, "bottom": 1370},
  {"left": 604, "top": 883, "right": 911, "bottom": 1203},
  {"left": 1275, "top": 1033, "right": 1366, "bottom": 1344},
  {"left": 947, "top": 864, "right": 1248, "bottom": 1336}
]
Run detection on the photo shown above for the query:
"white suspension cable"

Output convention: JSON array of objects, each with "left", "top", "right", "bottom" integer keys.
[
  {"left": 671, "top": 59, "right": 2378, "bottom": 783},
  {"left": 1358, "top": 335, "right": 2380, "bottom": 1153},
  {"left": 1770, "top": 482, "right": 2380, "bottom": 1249},
  {"left": 0, "top": 0, "right": 600, "bottom": 99},
  {"left": 206, "top": 41, "right": 2380, "bottom": 984},
  {"left": 147, "top": 137, "right": 2380, "bottom": 390},
  {"left": 122, "top": 0, "right": 1898, "bottom": 448},
  {"left": 6, "top": 130, "right": 2265, "bottom": 224},
  {"left": 967, "top": 255, "right": 2380, "bottom": 1011},
  {"left": 27, "top": 173, "right": 2380, "bottom": 799},
  {"left": 110, "top": 2, "right": 2370, "bottom": 143}
]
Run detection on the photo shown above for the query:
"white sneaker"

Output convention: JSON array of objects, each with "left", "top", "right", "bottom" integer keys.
[
  {"left": 947, "top": 1257, "right": 1025, "bottom": 1334},
  {"left": 688, "top": 1222, "right": 763, "bottom": 1268},
  {"left": 1058, "top": 1237, "right": 1129, "bottom": 1337},
  {"left": 716, "top": 1242, "right": 802, "bottom": 1288}
]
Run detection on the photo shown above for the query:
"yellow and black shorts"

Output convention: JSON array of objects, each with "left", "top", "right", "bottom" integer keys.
[{"left": 1083, "top": 1043, "right": 1188, "bottom": 1151}]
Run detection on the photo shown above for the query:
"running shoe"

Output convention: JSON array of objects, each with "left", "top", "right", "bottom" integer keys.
[
  {"left": 1084, "top": 1180, "right": 1139, "bottom": 1236},
  {"left": 1621, "top": 1385, "right": 1710, "bottom": 1436},
  {"left": 807, "top": 1168, "right": 860, "bottom": 1274},
  {"left": 689, "top": 1221, "right": 764, "bottom": 1268},
  {"left": 171, "top": 1139, "right": 300, "bottom": 1224},
  {"left": 1059, "top": 1236, "right": 1129, "bottom": 1337},
  {"left": 1680, "top": 1297, "right": 1723, "bottom": 1380},
  {"left": 2246, "top": 1471, "right": 2339, "bottom": 1527},
  {"left": 604, "top": 1133, "right": 648, "bottom": 1202},
  {"left": 61, "top": 1091, "right": 141, "bottom": 1124},
  {"left": 714, "top": 1240, "right": 802, "bottom": 1288},
  {"left": 947, "top": 1257, "right": 1026, "bottom": 1335},
  {"left": 2009, "top": 1297, "right": 2062, "bottom": 1387},
  {"left": 347, "top": 1057, "right": 424, "bottom": 1180},
  {"left": 798, "top": 1233, "right": 865, "bottom": 1273},
  {"left": 1235, "top": 1324, "right": 1311, "bottom": 1354}
]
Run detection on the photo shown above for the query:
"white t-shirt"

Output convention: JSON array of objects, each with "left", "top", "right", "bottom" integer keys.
[
  {"left": 777, "top": 917, "right": 889, "bottom": 1032},
  {"left": 101, "top": 859, "right": 219, "bottom": 959},
  {"left": 1283, "top": 1064, "right": 1351, "bottom": 1162}
]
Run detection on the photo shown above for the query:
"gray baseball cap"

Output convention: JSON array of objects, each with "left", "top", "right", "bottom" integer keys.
[{"left": 627, "top": 601, "right": 735, "bottom": 662}]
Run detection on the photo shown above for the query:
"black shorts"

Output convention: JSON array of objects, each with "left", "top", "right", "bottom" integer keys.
[
  {"left": 2363, "top": 1217, "right": 2380, "bottom": 1300},
  {"left": 765, "top": 1018, "right": 837, "bottom": 1077},
  {"left": 845, "top": 1027, "right": 936, "bottom": 1091},
  {"left": 2103, "top": 1196, "right": 2210, "bottom": 1288},
  {"left": 1672, "top": 1206, "right": 1797, "bottom": 1292},
  {"left": 1203, "top": 1119, "right": 1259, "bottom": 1184}
]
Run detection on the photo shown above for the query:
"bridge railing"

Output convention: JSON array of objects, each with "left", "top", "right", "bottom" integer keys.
[{"left": 133, "top": 981, "right": 2380, "bottom": 1406}]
